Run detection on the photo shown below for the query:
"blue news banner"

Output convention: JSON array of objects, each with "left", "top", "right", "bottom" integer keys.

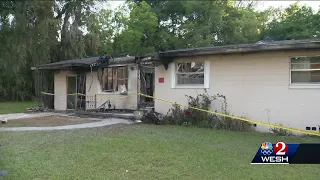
[{"left": 251, "top": 142, "right": 320, "bottom": 164}]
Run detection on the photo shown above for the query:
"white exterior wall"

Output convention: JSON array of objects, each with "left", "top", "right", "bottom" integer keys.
[
  {"left": 155, "top": 50, "right": 320, "bottom": 132},
  {"left": 85, "top": 65, "right": 138, "bottom": 110},
  {"left": 54, "top": 70, "right": 76, "bottom": 110},
  {"left": 53, "top": 66, "right": 138, "bottom": 111}
]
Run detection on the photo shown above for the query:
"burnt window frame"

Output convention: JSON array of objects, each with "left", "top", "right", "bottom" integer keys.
[
  {"left": 102, "top": 66, "right": 128, "bottom": 92},
  {"left": 175, "top": 62, "right": 205, "bottom": 85}
]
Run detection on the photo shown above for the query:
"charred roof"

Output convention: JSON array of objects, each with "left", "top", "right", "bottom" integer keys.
[
  {"left": 156, "top": 39, "right": 320, "bottom": 58},
  {"left": 33, "top": 56, "right": 138, "bottom": 70},
  {"left": 35, "top": 56, "right": 100, "bottom": 70},
  {"left": 32, "top": 39, "right": 320, "bottom": 70}
]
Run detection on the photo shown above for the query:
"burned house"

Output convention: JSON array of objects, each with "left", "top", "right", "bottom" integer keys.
[
  {"left": 33, "top": 39, "right": 320, "bottom": 133},
  {"left": 32, "top": 55, "right": 154, "bottom": 111}
]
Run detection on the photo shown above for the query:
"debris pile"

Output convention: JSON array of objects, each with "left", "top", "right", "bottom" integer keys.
[
  {"left": 26, "top": 106, "right": 50, "bottom": 112},
  {"left": 141, "top": 110, "right": 164, "bottom": 125},
  {"left": 1, "top": 118, "right": 7, "bottom": 124}
]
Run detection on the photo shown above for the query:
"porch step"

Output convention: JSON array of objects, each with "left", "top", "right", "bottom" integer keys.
[
  {"left": 139, "top": 107, "right": 154, "bottom": 113},
  {"left": 75, "top": 111, "right": 135, "bottom": 120}
]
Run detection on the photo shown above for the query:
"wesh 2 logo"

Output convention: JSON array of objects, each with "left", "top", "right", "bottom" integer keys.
[{"left": 252, "top": 142, "right": 289, "bottom": 164}]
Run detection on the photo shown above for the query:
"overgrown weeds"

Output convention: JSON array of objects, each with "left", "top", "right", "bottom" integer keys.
[
  {"left": 142, "top": 90, "right": 253, "bottom": 132},
  {"left": 302, "top": 134, "right": 320, "bottom": 139},
  {"left": 269, "top": 125, "right": 294, "bottom": 136}
]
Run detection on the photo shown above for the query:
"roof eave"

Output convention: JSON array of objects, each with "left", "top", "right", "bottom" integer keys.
[
  {"left": 32, "top": 63, "right": 90, "bottom": 70},
  {"left": 158, "top": 42, "right": 320, "bottom": 58}
]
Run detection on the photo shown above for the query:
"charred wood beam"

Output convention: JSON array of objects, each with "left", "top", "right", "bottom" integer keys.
[
  {"left": 153, "top": 56, "right": 173, "bottom": 70},
  {"left": 108, "top": 56, "right": 138, "bottom": 65}
]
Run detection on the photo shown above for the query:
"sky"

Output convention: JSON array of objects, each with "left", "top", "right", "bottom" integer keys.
[
  {"left": 102, "top": 0, "right": 320, "bottom": 11},
  {"left": 258, "top": 1, "right": 320, "bottom": 11}
]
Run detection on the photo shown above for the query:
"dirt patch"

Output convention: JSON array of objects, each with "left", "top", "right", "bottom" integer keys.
[{"left": 0, "top": 115, "right": 100, "bottom": 127}]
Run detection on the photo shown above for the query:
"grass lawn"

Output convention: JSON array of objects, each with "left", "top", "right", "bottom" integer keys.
[
  {"left": 0, "top": 101, "right": 38, "bottom": 114},
  {"left": 0, "top": 124, "right": 319, "bottom": 180}
]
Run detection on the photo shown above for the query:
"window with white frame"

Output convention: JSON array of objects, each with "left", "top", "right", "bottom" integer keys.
[
  {"left": 171, "top": 61, "right": 209, "bottom": 88},
  {"left": 290, "top": 56, "right": 320, "bottom": 84},
  {"left": 176, "top": 62, "right": 204, "bottom": 85}
]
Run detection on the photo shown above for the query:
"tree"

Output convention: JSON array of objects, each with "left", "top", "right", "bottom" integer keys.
[
  {"left": 134, "top": 0, "right": 267, "bottom": 49},
  {"left": 264, "top": 3, "right": 320, "bottom": 40},
  {"left": 180, "top": 1, "right": 225, "bottom": 48},
  {"left": 85, "top": 7, "right": 116, "bottom": 56},
  {"left": 0, "top": 0, "right": 58, "bottom": 101},
  {"left": 113, "top": 1, "right": 158, "bottom": 56},
  {"left": 0, "top": 0, "right": 102, "bottom": 101},
  {"left": 218, "top": 4, "right": 268, "bottom": 45},
  {"left": 56, "top": 0, "right": 97, "bottom": 61}
]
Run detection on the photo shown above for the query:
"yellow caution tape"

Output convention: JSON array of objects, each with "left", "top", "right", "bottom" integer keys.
[
  {"left": 41, "top": 91, "right": 131, "bottom": 100},
  {"left": 41, "top": 92, "right": 89, "bottom": 97},
  {"left": 97, "top": 94, "right": 132, "bottom": 101},
  {"left": 106, "top": 95, "right": 131, "bottom": 100},
  {"left": 41, "top": 92, "right": 55, "bottom": 96},
  {"left": 40, "top": 91, "right": 320, "bottom": 136},
  {"left": 67, "top": 93, "right": 87, "bottom": 96},
  {"left": 137, "top": 93, "right": 320, "bottom": 137}
]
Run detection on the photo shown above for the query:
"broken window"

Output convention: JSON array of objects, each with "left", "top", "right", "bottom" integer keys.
[
  {"left": 102, "top": 66, "right": 128, "bottom": 92},
  {"left": 176, "top": 62, "right": 204, "bottom": 85},
  {"left": 291, "top": 56, "right": 320, "bottom": 84}
]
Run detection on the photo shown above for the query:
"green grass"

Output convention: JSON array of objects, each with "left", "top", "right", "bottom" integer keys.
[
  {"left": 0, "top": 101, "right": 38, "bottom": 114},
  {"left": 0, "top": 124, "right": 319, "bottom": 180}
]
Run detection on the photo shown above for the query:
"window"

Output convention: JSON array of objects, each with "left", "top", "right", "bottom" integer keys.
[
  {"left": 176, "top": 62, "right": 204, "bottom": 84},
  {"left": 290, "top": 56, "right": 320, "bottom": 84},
  {"left": 171, "top": 61, "right": 210, "bottom": 88},
  {"left": 102, "top": 66, "right": 128, "bottom": 92}
]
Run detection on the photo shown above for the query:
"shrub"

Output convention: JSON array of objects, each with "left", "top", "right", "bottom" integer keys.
[
  {"left": 269, "top": 125, "right": 294, "bottom": 136},
  {"left": 210, "top": 93, "right": 252, "bottom": 131},
  {"left": 215, "top": 115, "right": 253, "bottom": 131},
  {"left": 143, "top": 90, "right": 253, "bottom": 132},
  {"left": 302, "top": 134, "right": 320, "bottom": 139}
]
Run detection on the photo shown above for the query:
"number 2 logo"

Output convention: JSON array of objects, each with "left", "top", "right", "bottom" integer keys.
[{"left": 274, "top": 142, "right": 288, "bottom": 155}]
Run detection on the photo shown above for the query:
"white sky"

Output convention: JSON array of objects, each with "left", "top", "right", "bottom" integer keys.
[
  {"left": 103, "top": 0, "right": 320, "bottom": 11},
  {"left": 108, "top": 1, "right": 125, "bottom": 9},
  {"left": 258, "top": 1, "right": 320, "bottom": 11}
]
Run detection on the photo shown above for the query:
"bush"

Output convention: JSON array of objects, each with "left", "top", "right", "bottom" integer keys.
[
  {"left": 143, "top": 90, "right": 253, "bottom": 132},
  {"left": 214, "top": 115, "right": 253, "bottom": 131},
  {"left": 269, "top": 125, "right": 294, "bottom": 136},
  {"left": 302, "top": 134, "right": 320, "bottom": 139}
]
